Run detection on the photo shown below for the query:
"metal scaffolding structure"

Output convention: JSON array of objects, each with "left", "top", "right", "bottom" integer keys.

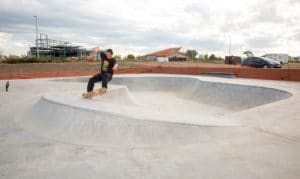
[{"left": 30, "top": 34, "right": 88, "bottom": 59}]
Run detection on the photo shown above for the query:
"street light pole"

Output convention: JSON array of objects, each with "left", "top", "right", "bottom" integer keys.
[
  {"left": 228, "top": 35, "right": 231, "bottom": 56},
  {"left": 34, "top": 16, "right": 39, "bottom": 59}
]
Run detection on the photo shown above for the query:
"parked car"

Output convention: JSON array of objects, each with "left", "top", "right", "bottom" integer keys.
[{"left": 241, "top": 57, "right": 281, "bottom": 68}]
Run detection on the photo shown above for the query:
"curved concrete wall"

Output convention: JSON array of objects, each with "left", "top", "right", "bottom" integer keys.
[
  {"left": 58, "top": 76, "right": 292, "bottom": 111},
  {"left": 111, "top": 76, "right": 292, "bottom": 110},
  {"left": 17, "top": 75, "right": 291, "bottom": 146},
  {"left": 17, "top": 97, "right": 211, "bottom": 147}
]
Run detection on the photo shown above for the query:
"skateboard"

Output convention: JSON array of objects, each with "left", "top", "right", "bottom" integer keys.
[{"left": 82, "top": 88, "right": 107, "bottom": 98}]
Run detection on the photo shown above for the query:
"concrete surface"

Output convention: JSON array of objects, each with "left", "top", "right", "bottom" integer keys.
[{"left": 0, "top": 74, "right": 300, "bottom": 178}]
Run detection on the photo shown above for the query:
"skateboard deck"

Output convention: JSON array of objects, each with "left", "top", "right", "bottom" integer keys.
[{"left": 82, "top": 88, "right": 107, "bottom": 98}]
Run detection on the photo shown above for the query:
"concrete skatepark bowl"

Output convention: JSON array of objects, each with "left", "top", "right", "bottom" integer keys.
[{"left": 1, "top": 74, "right": 300, "bottom": 178}]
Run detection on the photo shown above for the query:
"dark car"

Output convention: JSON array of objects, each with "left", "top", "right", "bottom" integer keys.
[{"left": 241, "top": 57, "right": 281, "bottom": 68}]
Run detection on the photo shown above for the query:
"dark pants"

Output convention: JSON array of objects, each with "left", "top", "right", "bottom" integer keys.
[{"left": 87, "top": 73, "right": 112, "bottom": 92}]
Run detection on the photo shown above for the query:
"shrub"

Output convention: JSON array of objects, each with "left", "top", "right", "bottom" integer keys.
[{"left": 2, "top": 56, "right": 70, "bottom": 64}]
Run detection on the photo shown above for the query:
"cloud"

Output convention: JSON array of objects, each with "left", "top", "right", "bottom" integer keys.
[
  {"left": 246, "top": 35, "right": 277, "bottom": 48},
  {"left": 289, "top": 0, "right": 300, "bottom": 4},
  {"left": 0, "top": 32, "right": 29, "bottom": 55},
  {"left": 0, "top": 0, "right": 299, "bottom": 56}
]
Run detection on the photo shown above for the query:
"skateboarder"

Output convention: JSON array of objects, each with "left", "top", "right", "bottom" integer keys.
[{"left": 83, "top": 48, "right": 118, "bottom": 98}]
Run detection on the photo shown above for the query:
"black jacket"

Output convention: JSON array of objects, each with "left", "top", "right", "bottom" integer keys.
[{"left": 100, "top": 52, "right": 117, "bottom": 75}]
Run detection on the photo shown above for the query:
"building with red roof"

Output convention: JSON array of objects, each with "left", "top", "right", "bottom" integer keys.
[{"left": 140, "top": 47, "right": 190, "bottom": 62}]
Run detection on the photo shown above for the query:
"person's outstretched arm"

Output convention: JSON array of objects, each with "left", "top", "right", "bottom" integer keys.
[
  {"left": 92, "top": 48, "right": 100, "bottom": 54},
  {"left": 92, "top": 48, "right": 106, "bottom": 60},
  {"left": 113, "top": 63, "right": 118, "bottom": 71}
]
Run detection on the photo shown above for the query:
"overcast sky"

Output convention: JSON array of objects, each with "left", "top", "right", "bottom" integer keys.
[{"left": 0, "top": 0, "right": 299, "bottom": 57}]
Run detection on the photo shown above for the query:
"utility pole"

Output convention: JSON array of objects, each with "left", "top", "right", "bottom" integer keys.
[
  {"left": 228, "top": 35, "right": 231, "bottom": 56},
  {"left": 34, "top": 16, "right": 39, "bottom": 59}
]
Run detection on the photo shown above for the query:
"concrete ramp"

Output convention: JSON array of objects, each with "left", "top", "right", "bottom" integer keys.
[
  {"left": 110, "top": 76, "right": 292, "bottom": 111},
  {"left": 15, "top": 76, "right": 292, "bottom": 147},
  {"left": 93, "top": 85, "right": 138, "bottom": 105},
  {"left": 17, "top": 96, "right": 224, "bottom": 147}
]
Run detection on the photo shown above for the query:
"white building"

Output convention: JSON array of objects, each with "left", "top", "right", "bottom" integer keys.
[{"left": 262, "top": 54, "right": 289, "bottom": 64}]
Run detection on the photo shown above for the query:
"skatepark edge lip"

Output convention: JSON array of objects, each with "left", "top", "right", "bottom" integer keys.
[
  {"left": 13, "top": 74, "right": 295, "bottom": 147},
  {"left": 40, "top": 74, "right": 294, "bottom": 127},
  {"left": 51, "top": 74, "right": 293, "bottom": 111}
]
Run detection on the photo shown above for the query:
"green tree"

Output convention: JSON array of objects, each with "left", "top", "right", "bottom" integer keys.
[
  {"left": 217, "top": 57, "right": 224, "bottom": 61},
  {"left": 186, "top": 49, "right": 198, "bottom": 60},
  {"left": 126, "top": 54, "right": 135, "bottom": 61},
  {"left": 0, "top": 51, "right": 3, "bottom": 62},
  {"left": 113, "top": 55, "right": 122, "bottom": 61},
  {"left": 204, "top": 54, "right": 208, "bottom": 60},
  {"left": 209, "top": 54, "right": 216, "bottom": 61}
]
